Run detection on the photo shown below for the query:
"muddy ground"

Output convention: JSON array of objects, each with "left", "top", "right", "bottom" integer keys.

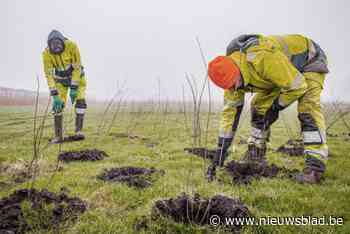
[
  {"left": 152, "top": 193, "right": 250, "bottom": 233},
  {"left": 97, "top": 166, "right": 164, "bottom": 189},
  {"left": 225, "top": 160, "right": 299, "bottom": 184},
  {"left": 0, "top": 188, "right": 86, "bottom": 234},
  {"left": 276, "top": 139, "right": 304, "bottom": 156},
  {"left": 58, "top": 149, "right": 109, "bottom": 162},
  {"left": 184, "top": 148, "right": 217, "bottom": 161}
]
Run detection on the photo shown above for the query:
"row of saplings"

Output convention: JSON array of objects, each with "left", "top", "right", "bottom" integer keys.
[{"left": 1, "top": 139, "right": 303, "bottom": 233}]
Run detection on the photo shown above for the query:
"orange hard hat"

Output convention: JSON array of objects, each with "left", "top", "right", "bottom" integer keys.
[{"left": 208, "top": 56, "right": 240, "bottom": 90}]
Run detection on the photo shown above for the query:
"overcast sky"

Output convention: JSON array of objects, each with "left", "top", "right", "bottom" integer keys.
[{"left": 1, "top": 0, "right": 349, "bottom": 101}]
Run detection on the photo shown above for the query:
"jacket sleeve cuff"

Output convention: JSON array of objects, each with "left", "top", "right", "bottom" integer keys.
[{"left": 70, "top": 82, "right": 79, "bottom": 89}]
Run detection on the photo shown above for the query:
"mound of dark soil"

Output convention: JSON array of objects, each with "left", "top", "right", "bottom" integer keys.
[
  {"left": 58, "top": 149, "right": 108, "bottom": 162},
  {"left": 62, "top": 135, "right": 85, "bottom": 142},
  {"left": 276, "top": 139, "right": 304, "bottom": 156},
  {"left": 49, "top": 135, "right": 85, "bottom": 144},
  {"left": 152, "top": 193, "right": 250, "bottom": 233},
  {"left": 225, "top": 160, "right": 299, "bottom": 184},
  {"left": 0, "top": 188, "right": 87, "bottom": 234},
  {"left": 97, "top": 167, "right": 164, "bottom": 188},
  {"left": 184, "top": 148, "right": 217, "bottom": 161}
]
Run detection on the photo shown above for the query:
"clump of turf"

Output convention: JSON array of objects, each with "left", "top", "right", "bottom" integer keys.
[
  {"left": 152, "top": 193, "right": 250, "bottom": 233},
  {"left": 0, "top": 188, "right": 87, "bottom": 234},
  {"left": 58, "top": 149, "right": 108, "bottom": 162}
]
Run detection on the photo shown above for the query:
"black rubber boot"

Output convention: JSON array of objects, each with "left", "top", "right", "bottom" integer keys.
[
  {"left": 50, "top": 114, "right": 63, "bottom": 144},
  {"left": 295, "top": 156, "right": 325, "bottom": 184},
  {"left": 75, "top": 113, "right": 84, "bottom": 133},
  {"left": 74, "top": 113, "right": 85, "bottom": 140},
  {"left": 242, "top": 143, "right": 267, "bottom": 165}
]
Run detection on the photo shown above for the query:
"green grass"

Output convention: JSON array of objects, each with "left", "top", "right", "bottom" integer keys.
[{"left": 0, "top": 106, "right": 349, "bottom": 234}]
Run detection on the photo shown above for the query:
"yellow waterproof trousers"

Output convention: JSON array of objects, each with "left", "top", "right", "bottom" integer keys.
[
  {"left": 250, "top": 72, "right": 327, "bottom": 162},
  {"left": 297, "top": 72, "right": 327, "bottom": 161}
]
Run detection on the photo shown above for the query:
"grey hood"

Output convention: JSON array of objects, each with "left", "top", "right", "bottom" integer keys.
[
  {"left": 226, "top": 34, "right": 260, "bottom": 56},
  {"left": 47, "top": 30, "right": 66, "bottom": 44}
]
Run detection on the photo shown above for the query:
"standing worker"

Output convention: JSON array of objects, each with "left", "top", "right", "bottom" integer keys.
[
  {"left": 207, "top": 34, "right": 329, "bottom": 184},
  {"left": 42, "top": 30, "right": 87, "bottom": 143}
]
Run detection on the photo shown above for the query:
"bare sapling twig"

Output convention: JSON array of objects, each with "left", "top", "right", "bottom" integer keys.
[
  {"left": 27, "top": 75, "right": 41, "bottom": 189},
  {"left": 182, "top": 85, "right": 190, "bottom": 134},
  {"left": 36, "top": 96, "right": 52, "bottom": 152},
  {"left": 94, "top": 80, "right": 126, "bottom": 145},
  {"left": 195, "top": 36, "right": 212, "bottom": 158},
  {"left": 185, "top": 73, "right": 200, "bottom": 147},
  {"left": 105, "top": 92, "right": 126, "bottom": 135},
  {"left": 326, "top": 101, "right": 350, "bottom": 132}
]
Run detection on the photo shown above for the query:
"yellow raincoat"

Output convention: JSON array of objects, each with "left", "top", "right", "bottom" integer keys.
[{"left": 220, "top": 34, "right": 328, "bottom": 160}]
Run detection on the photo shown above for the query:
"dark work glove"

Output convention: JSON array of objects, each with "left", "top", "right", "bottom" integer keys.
[{"left": 52, "top": 95, "right": 64, "bottom": 113}]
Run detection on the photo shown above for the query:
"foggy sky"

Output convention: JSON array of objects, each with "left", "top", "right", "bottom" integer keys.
[{"left": 1, "top": 0, "right": 349, "bottom": 102}]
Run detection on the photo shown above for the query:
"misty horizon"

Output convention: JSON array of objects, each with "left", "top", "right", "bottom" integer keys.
[{"left": 2, "top": 0, "right": 349, "bottom": 102}]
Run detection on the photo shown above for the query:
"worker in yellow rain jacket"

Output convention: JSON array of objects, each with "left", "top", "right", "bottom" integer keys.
[
  {"left": 42, "top": 30, "right": 87, "bottom": 143},
  {"left": 207, "top": 34, "right": 329, "bottom": 184}
]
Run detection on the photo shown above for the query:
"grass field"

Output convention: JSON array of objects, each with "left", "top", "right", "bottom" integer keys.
[{"left": 0, "top": 104, "right": 349, "bottom": 234}]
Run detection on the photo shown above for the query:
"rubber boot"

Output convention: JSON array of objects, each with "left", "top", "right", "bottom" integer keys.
[
  {"left": 242, "top": 143, "right": 267, "bottom": 165},
  {"left": 74, "top": 113, "right": 85, "bottom": 140},
  {"left": 50, "top": 114, "right": 63, "bottom": 144},
  {"left": 295, "top": 156, "right": 325, "bottom": 184}
]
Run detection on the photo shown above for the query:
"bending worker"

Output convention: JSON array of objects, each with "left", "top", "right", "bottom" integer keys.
[
  {"left": 207, "top": 34, "right": 329, "bottom": 184},
  {"left": 42, "top": 30, "right": 87, "bottom": 143}
]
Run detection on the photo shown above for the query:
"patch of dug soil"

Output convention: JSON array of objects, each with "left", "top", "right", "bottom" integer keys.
[
  {"left": 0, "top": 188, "right": 87, "bottom": 234},
  {"left": 152, "top": 193, "right": 250, "bottom": 233},
  {"left": 48, "top": 135, "right": 85, "bottom": 144},
  {"left": 58, "top": 149, "right": 108, "bottom": 162},
  {"left": 184, "top": 148, "right": 217, "bottom": 161},
  {"left": 97, "top": 167, "right": 164, "bottom": 189},
  {"left": 276, "top": 139, "right": 304, "bottom": 156},
  {"left": 225, "top": 160, "right": 299, "bottom": 184}
]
